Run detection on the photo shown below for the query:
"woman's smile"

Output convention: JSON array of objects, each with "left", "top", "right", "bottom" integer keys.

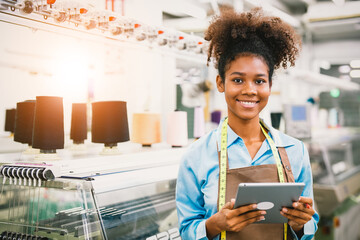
[
  {"left": 236, "top": 99, "right": 260, "bottom": 108},
  {"left": 217, "top": 54, "right": 271, "bottom": 123}
]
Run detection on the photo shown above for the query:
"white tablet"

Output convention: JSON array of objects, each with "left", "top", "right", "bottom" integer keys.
[{"left": 234, "top": 182, "right": 305, "bottom": 223}]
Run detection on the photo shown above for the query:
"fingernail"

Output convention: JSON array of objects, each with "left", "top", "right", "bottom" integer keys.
[
  {"left": 294, "top": 203, "right": 298, "bottom": 207},
  {"left": 253, "top": 204, "right": 257, "bottom": 209},
  {"left": 306, "top": 204, "right": 311, "bottom": 209},
  {"left": 259, "top": 216, "right": 265, "bottom": 221},
  {"left": 261, "top": 211, "right": 266, "bottom": 215},
  {"left": 282, "top": 208, "right": 288, "bottom": 213}
]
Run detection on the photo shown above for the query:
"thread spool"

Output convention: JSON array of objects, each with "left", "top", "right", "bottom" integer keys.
[
  {"left": 70, "top": 103, "right": 87, "bottom": 145},
  {"left": 211, "top": 110, "right": 222, "bottom": 124},
  {"left": 131, "top": 113, "right": 161, "bottom": 147},
  {"left": 14, "top": 100, "right": 39, "bottom": 154},
  {"left": 167, "top": 111, "right": 188, "bottom": 147},
  {"left": 4, "top": 108, "right": 16, "bottom": 135},
  {"left": 91, "top": 101, "right": 129, "bottom": 154},
  {"left": 32, "top": 96, "right": 64, "bottom": 160},
  {"left": 14, "top": 100, "right": 35, "bottom": 144},
  {"left": 193, "top": 106, "right": 205, "bottom": 139}
]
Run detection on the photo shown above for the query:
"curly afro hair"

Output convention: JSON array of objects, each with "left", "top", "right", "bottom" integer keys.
[{"left": 204, "top": 7, "right": 301, "bottom": 84}]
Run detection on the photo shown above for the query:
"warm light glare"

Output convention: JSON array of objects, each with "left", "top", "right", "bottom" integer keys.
[
  {"left": 350, "top": 70, "right": 360, "bottom": 78},
  {"left": 52, "top": 51, "right": 89, "bottom": 102},
  {"left": 350, "top": 60, "right": 360, "bottom": 68}
]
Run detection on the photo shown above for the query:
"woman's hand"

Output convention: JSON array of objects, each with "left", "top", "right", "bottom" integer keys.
[
  {"left": 280, "top": 196, "right": 315, "bottom": 232},
  {"left": 206, "top": 199, "right": 266, "bottom": 239}
]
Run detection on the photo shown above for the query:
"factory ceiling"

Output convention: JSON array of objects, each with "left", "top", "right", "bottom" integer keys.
[{"left": 162, "top": 0, "right": 360, "bottom": 42}]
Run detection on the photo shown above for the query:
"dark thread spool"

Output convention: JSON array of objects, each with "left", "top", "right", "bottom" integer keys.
[
  {"left": 70, "top": 103, "right": 87, "bottom": 144},
  {"left": 14, "top": 100, "right": 36, "bottom": 145},
  {"left": 32, "top": 96, "right": 64, "bottom": 151},
  {"left": 4, "top": 109, "right": 16, "bottom": 133},
  {"left": 91, "top": 101, "right": 129, "bottom": 147}
]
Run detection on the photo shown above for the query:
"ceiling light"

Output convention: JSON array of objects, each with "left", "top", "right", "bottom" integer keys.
[
  {"left": 350, "top": 60, "right": 360, "bottom": 68},
  {"left": 338, "top": 65, "right": 351, "bottom": 73},
  {"left": 350, "top": 70, "right": 360, "bottom": 78}
]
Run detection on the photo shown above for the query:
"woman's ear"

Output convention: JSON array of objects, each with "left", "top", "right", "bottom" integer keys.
[{"left": 216, "top": 75, "right": 224, "bottom": 93}]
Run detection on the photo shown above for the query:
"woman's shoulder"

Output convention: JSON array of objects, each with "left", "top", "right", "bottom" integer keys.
[
  {"left": 181, "top": 128, "right": 218, "bottom": 164},
  {"left": 271, "top": 127, "right": 305, "bottom": 149}
]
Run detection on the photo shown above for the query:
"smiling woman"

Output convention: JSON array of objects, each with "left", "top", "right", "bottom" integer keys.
[
  {"left": 176, "top": 7, "right": 319, "bottom": 240},
  {"left": 218, "top": 55, "right": 271, "bottom": 131}
]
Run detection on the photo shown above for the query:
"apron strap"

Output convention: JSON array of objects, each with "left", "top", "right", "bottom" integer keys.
[{"left": 278, "top": 147, "right": 295, "bottom": 183}]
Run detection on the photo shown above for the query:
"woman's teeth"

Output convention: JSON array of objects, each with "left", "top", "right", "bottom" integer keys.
[{"left": 238, "top": 101, "right": 256, "bottom": 106}]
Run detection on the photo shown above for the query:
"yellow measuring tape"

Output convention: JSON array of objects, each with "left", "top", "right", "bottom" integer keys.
[
  {"left": 218, "top": 118, "right": 287, "bottom": 240},
  {"left": 219, "top": 118, "right": 228, "bottom": 240}
]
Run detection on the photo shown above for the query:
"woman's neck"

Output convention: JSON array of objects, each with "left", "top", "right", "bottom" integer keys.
[{"left": 227, "top": 115, "right": 263, "bottom": 142}]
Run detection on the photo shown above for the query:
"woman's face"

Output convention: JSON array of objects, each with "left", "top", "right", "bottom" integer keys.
[{"left": 216, "top": 55, "right": 271, "bottom": 122}]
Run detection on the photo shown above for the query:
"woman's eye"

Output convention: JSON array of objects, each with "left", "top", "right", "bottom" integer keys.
[
  {"left": 233, "top": 78, "right": 243, "bottom": 83},
  {"left": 255, "top": 79, "right": 266, "bottom": 84}
]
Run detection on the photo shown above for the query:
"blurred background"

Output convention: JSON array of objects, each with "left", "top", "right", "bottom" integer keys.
[{"left": 0, "top": 0, "right": 359, "bottom": 239}]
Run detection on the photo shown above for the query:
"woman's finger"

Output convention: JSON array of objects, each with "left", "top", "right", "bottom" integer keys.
[
  {"left": 280, "top": 211, "right": 307, "bottom": 226},
  {"left": 228, "top": 214, "right": 266, "bottom": 232},
  {"left": 227, "top": 203, "right": 258, "bottom": 218},
  {"left": 293, "top": 201, "right": 316, "bottom": 216},
  {"left": 281, "top": 208, "right": 313, "bottom": 222},
  {"left": 298, "top": 197, "right": 313, "bottom": 208}
]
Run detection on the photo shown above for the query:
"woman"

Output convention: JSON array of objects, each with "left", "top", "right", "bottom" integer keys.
[{"left": 176, "top": 7, "right": 319, "bottom": 240}]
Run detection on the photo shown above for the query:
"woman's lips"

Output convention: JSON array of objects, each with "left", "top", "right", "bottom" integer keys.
[{"left": 236, "top": 100, "right": 259, "bottom": 108}]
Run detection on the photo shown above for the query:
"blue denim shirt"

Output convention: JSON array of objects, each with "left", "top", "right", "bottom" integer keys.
[{"left": 176, "top": 119, "right": 319, "bottom": 240}]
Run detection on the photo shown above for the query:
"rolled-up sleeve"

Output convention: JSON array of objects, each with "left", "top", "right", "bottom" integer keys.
[{"left": 292, "top": 142, "right": 319, "bottom": 240}]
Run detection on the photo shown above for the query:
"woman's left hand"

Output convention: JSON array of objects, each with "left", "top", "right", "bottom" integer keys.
[{"left": 280, "top": 196, "right": 315, "bottom": 232}]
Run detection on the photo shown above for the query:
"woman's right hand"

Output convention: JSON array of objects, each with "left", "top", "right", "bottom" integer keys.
[{"left": 205, "top": 199, "right": 266, "bottom": 239}]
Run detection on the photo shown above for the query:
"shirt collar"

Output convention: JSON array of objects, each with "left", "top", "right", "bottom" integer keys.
[{"left": 216, "top": 118, "right": 295, "bottom": 150}]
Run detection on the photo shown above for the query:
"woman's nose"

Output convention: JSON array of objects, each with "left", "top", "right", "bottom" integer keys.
[{"left": 241, "top": 82, "right": 257, "bottom": 95}]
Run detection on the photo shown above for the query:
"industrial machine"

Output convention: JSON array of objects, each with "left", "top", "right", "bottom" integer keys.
[
  {"left": 284, "top": 104, "right": 312, "bottom": 139},
  {"left": 306, "top": 128, "right": 360, "bottom": 240},
  {"left": 0, "top": 144, "right": 185, "bottom": 240}
]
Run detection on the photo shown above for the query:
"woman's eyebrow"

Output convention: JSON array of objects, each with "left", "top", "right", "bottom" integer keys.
[
  {"left": 229, "top": 72, "right": 245, "bottom": 76},
  {"left": 229, "top": 72, "right": 267, "bottom": 77}
]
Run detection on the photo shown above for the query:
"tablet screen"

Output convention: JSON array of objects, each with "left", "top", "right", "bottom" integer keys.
[{"left": 234, "top": 182, "right": 305, "bottom": 223}]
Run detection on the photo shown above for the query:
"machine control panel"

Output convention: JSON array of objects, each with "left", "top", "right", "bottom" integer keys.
[{"left": 284, "top": 104, "right": 312, "bottom": 139}]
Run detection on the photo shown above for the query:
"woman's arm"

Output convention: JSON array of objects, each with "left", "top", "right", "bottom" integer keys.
[
  {"left": 176, "top": 154, "right": 208, "bottom": 240},
  {"left": 280, "top": 142, "right": 320, "bottom": 240},
  {"left": 176, "top": 154, "right": 266, "bottom": 240}
]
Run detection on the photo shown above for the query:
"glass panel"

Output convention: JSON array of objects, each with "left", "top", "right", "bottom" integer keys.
[
  {"left": 95, "top": 179, "right": 181, "bottom": 240},
  {"left": 0, "top": 177, "right": 103, "bottom": 240}
]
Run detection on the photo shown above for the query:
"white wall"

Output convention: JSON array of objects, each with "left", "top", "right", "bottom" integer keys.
[{"left": 312, "top": 40, "right": 360, "bottom": 65}]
